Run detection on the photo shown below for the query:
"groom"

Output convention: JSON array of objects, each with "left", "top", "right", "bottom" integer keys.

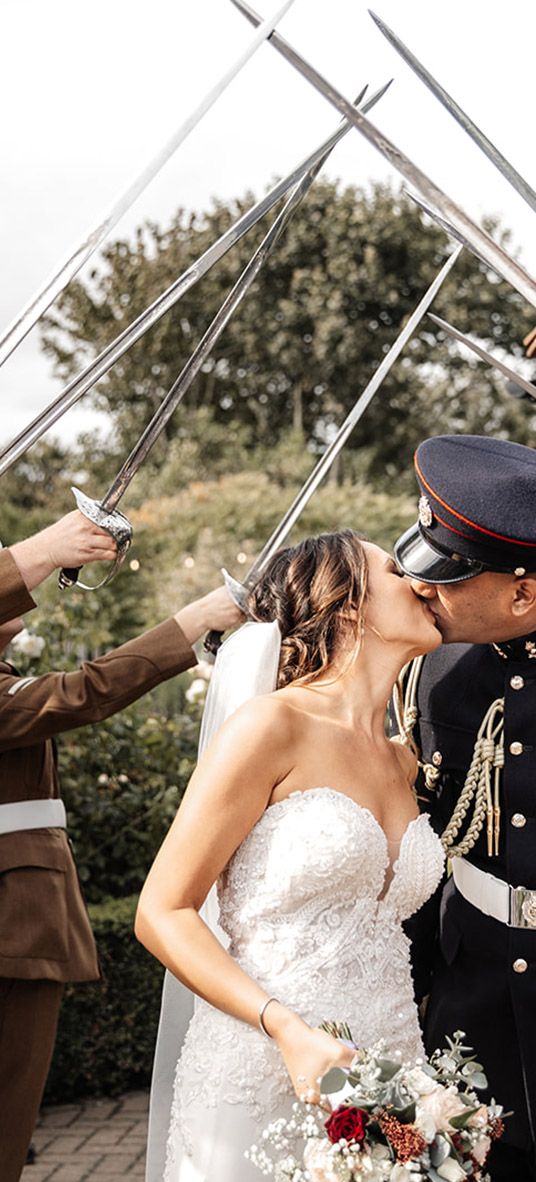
[{"left": 394, "top": 434, "right": 536, "bottom": 1181}]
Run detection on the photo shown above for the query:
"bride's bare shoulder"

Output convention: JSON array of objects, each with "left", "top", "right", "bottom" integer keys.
[{"left": 216, "top": 692, "right": 300, "bottom": 752}]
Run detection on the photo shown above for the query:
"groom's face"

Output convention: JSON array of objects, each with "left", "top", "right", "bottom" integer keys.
[{"left": 408, "top": 571, "right": 536, "bottom": 645}]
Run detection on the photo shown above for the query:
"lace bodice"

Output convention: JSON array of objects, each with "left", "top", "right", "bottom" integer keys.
[{"left": 165, "top": 788, "right": 445, "bottom": 1177}]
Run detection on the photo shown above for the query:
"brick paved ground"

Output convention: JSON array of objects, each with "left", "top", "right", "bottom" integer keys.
[{"left": 21, "top": 1090, "right": 149, "bottom": 1182}]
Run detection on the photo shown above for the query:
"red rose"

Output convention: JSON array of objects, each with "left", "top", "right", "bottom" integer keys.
[{"left": 325, "top": 1105, "right": 369, "bottom": 1145}]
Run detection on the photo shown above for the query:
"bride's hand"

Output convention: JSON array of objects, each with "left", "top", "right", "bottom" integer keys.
[{"left": 264, "top": 1005, "right": 356, "bottom": 1106}]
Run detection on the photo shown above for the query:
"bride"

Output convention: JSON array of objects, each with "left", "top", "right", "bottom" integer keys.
[{"left": 135, "top": 530, "right": 445, "bottom": 1180}]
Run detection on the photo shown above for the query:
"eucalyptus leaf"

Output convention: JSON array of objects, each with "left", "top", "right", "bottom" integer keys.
[
  {"left": 392, "top": 1101, "right": 417, "bottom": 1123},
  {"left": 472, "top": 1072, "right": 488, "bottom": 1090},
  {"left": 436, "top": 1055, "right": 457, "bottom": 1073},
  {"left": 320, "top": 1067, "right": 348, "bottom": 1094},
  {"left": 430, "top": 1135, "right": 452, "bottom": 1166},
  {"left": 449, "top": 1107, "right": 479, "bottom": 1129},
  {"left": 377, "top": 1057, "right": 402, "bottom": 1082}
]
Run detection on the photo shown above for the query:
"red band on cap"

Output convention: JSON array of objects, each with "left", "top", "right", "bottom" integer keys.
[{"left": 415, "top": 456, "right": 536, "bottom": 548}]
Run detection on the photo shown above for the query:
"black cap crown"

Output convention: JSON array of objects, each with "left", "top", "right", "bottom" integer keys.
[{"left": 395, "top": 435, "right": 536, "bottom": 584}]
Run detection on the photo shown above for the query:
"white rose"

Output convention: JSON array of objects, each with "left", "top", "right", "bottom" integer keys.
[
  {"left": 472, "top": 1135, "right": 491, "bottom": 1166},
  {"left": 185, "top": 678, "right": 208, "bottom": 703},
  {"left": 390, "top": 1166, "right": 414, "bottom": 1182},
  {"left": 302, "top": 1140, "right": 352, "bottom": 1182},
  {"left": 415, "top": 1085, "right": 467, "bottom": 1140},
  {"left": 467, "top": 1105, "right": 489, "bottom": 1130},
  {"left": 436, "top": 1158, "right": 466, "bottom": 1182},
  {"left": 404, "top": 1067, "right": 439, "bottom": 1097},
  {"left": 11, "top": 629, "right": 45, "bottom": 658}
]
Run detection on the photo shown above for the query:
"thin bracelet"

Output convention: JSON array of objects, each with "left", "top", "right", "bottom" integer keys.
[{"left": 258, "top": 996, "right": 279, "bottom": 1039}]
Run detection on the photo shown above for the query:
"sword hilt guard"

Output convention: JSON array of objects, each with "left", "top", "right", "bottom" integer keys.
[
  {"left": 204, "top": 629, "right": 224, "bottom": 656},
  {"left": 58, "top": 487, "right": 133, "bottom": 591},
  {"left": 203, "top": 568, "right": 250, "bottom": 657}
]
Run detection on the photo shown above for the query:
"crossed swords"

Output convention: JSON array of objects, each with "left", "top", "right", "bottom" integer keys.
[
  {"left": 2, "top": 5, "right": 535, "bottom": 613},
  {"left": 0, "top": 0, "right": 297, "bottom": 369}
]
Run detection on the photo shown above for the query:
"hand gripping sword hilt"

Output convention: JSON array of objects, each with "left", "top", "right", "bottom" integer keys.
[
  {"left": 58, "top": 487, "right": 133, "bottom": 591},
  {"left": 204, "top": 568, "right": 249, "bottom": 656}
]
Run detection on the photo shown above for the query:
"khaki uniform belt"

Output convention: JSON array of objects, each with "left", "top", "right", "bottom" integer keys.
[
  {"left": 453, "top": 856, "right": 536, "bottom": 929},
  {"left": 0, "top": 799, "right": 67, "bottom": 835}
]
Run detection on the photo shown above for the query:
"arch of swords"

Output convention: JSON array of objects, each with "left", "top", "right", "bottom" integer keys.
[{"left": 2, "top": 2, "right": 535, "bottom": 645}]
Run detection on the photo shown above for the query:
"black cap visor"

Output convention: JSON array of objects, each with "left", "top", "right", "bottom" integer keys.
[{"left": 394, "top": 525, "right": 486, "bottom": 584}]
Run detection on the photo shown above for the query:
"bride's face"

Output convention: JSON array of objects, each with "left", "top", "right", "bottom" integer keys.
[{"left": 361, "top": 542, "right": 442, "bottom": 656}]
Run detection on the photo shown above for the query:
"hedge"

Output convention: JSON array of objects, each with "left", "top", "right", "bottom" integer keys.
[{"left": 45, "top": 895, "right": 164, "bottom": 1103}]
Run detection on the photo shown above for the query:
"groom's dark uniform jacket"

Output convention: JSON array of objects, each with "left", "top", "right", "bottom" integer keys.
[
  {"left": 406, "top": 635, "right": 536, "bottom": 1156},
  {"left": 0, "top": 548, "right": 196, "bottom": 1182},
  {"left": 393, "top": 435, "right": 536, "bottom": 1170}
]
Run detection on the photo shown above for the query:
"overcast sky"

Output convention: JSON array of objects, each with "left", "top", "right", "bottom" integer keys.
[{"left": 1, "top": 0, "right": 535, "bottom": 453}]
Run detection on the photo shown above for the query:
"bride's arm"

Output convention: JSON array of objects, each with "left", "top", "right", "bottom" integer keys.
[{"left": 135, "top": 697, "right": 354, "bottom": 1100}]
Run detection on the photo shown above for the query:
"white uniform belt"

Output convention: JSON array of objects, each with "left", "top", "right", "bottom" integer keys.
[
  {"left": 452, "top": 857, "right": 536, "bottom": 930},
  {"left": 0, "top": 799, "right": 67, "bottom": 835}
]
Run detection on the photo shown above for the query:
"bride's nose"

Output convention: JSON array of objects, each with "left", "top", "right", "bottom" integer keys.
[{"left": 409, "top": 578, "right": 437, "bottom": 599}]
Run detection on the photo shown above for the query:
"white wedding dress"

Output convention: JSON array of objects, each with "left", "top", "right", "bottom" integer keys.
[{"left": 163, "top": 786, "right": 445, "bottom": 1181}]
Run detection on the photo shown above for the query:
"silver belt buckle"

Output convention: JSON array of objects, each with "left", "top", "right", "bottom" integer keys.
[{"left": 509, "top": 885, "right": 536, "bottom": 928}]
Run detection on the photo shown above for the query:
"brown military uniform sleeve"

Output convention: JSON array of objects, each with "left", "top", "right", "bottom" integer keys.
[
  {"left": 0, "top": 617, "right": 197, "bottom": 982},
  {"left": 0, "top": 617, "right": 196, "bottom": 750},
  {"left": 0, "top": 550, "right": 36, "bottom": 624}
]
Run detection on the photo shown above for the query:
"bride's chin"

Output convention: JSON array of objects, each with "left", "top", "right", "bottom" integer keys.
[
  {"left": 408, "top": 623, "right": 442, "bottom": 657},
  {"left": 422, "top": 623, "right": 443, "bottom": 652}
]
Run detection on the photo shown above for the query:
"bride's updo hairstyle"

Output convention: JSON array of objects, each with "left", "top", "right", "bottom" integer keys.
[{"left": 248, "top": 529, "right": 368, "bottom": 688}]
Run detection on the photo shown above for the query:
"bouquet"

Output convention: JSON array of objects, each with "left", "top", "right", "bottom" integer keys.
[{"left": 248, "top": 1030, "right": 504, "bottom": 1181}]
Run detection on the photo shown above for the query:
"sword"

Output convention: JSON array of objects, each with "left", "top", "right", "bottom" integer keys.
[
  {"left": 427, "top": 313, "right": 536, "bottom": 401},
  {"left": 0, "top": 80, "right": 390, "bottom": 478},
  {"left": 404, "top": 190, "right": 510, "bottom": 271},
  {"left": 0, "top": 0, "right": 296, "bottom": 369},
  {"left": 205, "top": 243, "right": 462, "bottom": 653},
  {"left": 369, "top": 11, "right": 536, "bottom": 216},
  {"left": 231, "top": 0, "right": 536, "bottom": 310},
  {"left": 58, "top": 83, "right": 382, "bottom": 590}
]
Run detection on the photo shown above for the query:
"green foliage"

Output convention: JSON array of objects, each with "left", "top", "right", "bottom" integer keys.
[
  {"left": 128, "top": 470, "right": 417, "bottom": 621},
  {"left": 58, "top": 696, "right": 200, "bottom": 904},
  {"left": 41, "top": 181, "right": 536, "bottom": 484},
  {"left": 44, "top": 896, "right": 164, "bottom": 1101}
]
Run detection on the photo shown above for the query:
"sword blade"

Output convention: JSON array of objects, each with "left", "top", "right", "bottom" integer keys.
[
  {"left": 99, "top": 86, "right": 375, "bottom": 514},
  {"left": 0, "top": 0, "right": 296, "bottom": 369},
  {"left": 231, "top": 0, "right": 536, "bottom": 310},
  {"left": 369, "top": 11, "right": 536, "bottom": 216},
  {"left": 0, "top": 80, "right": 388, "bottom": 478},
  {"left": 246, "top": 245, "right": 462, "bottom": 583},
  {"left": 427, "top": 313, "right": 536, "bottom": 401}
]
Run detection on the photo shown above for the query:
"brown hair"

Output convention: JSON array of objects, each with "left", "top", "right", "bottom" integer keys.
[{"left": 248, "top": 530, "right": 368, "bottom": 688}]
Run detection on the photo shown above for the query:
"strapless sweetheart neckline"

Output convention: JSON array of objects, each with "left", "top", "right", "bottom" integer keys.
[
  {"left": 263, "top": 786, "right": 429, "bottom": 903},
  {"left": 267, "top": 785, "right": 423, "bottom": 846}
]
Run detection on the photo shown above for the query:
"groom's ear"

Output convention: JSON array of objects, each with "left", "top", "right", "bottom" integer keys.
[{"left": 511, "top": 575, "right": 536, "bottom": 618}]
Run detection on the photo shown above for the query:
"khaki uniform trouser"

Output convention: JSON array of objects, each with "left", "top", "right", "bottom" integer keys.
[{"left": 0, "top": 978, "right": 64, "bottom": 1182}]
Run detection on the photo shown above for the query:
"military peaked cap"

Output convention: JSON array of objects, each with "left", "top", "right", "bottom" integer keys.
[{"left": 395, "top": 434, "right": 536, "bottom": 583}]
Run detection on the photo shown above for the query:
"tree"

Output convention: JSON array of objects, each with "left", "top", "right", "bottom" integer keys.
[{"left": 41, "top": 181, "right": 536, "bottom": 486}]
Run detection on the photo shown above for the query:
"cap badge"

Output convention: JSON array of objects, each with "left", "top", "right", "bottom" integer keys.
[{"left": 418, "top": 496, "right": 433, "bottom": 529}]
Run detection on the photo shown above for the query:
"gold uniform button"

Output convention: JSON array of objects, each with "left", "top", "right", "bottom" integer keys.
[
  {"left": 510, "top": 741, "right": 524, "bottom": 756},
  {"left": 432, "top": 751, "right": 443, "bottom": 767},
  {"left": 513, "top": 958, "right": 528, "bottom": 974},
  {"left": 510, "top": 675, "right": 525, "bottom": 690},
  {"left": 512, "top": 813, "right": 527, "bottom": 828}
]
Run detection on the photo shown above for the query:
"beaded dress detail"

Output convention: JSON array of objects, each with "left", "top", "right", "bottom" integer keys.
[{"left": 164, "top": 788, "right": 444, "bottom": 1181}]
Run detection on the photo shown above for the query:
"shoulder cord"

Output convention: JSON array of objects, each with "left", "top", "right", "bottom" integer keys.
[
  {"left": 393, "top": 656, "right": 425, "bottom": 757},
  {"left": 395, "top": 658, "right": 505, "bottom": 858}
]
